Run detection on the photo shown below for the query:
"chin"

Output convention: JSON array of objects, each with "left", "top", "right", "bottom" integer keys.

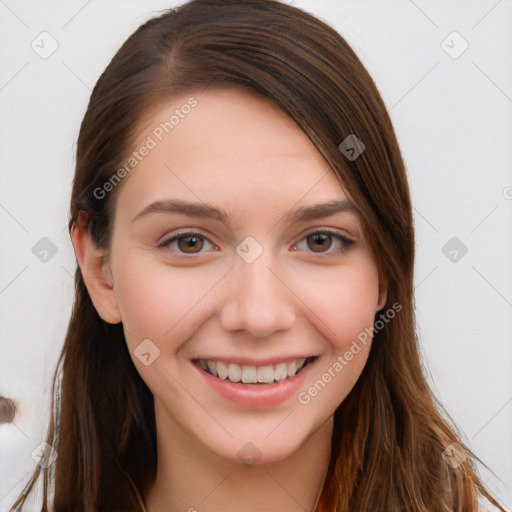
[{"left": 206, "top": 421, "right": 318, "bottom": 467}]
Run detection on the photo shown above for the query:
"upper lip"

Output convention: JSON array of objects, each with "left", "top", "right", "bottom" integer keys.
[{"left": 192, "top": 355, "right": 318, "bottom": 366}]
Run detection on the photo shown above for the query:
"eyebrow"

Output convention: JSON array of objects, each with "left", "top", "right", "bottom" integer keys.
[{"left": 132, "top": 198, "right": 359, "bottom": 227}]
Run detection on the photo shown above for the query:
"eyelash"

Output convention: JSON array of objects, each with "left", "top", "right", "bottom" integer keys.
[{"left": 156, "top": 228, "right": 355, "bottom": 257}]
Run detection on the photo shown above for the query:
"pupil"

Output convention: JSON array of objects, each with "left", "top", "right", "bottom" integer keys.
[
  {"left": 178, "top": 236, "right": 203, "bottom": 253},
  {"left": 308, "top": 233, "right": 331, "bottom": 252}
]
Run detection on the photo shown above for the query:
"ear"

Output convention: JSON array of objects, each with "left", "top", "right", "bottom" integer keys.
[
  {"left": 70, "top": 223, "right": 122, "bottom": 324},
  {"left": 376, "top": 274, "right": 388, "bottom": 312}
]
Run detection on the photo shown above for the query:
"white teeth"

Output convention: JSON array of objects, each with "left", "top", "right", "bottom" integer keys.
[
  {"left": 287, "top": 361, "right": 297, "bottom": 378},
  {"left": 274, "top": 363, "right": 287, "bottom": 382},
  {"left": 199, "top": 357, "right": 312, "bottom": 384},
  {"left": 241, "top": 365, "right": 257, "bottom": 383},
  {"left": 216, "top": 361, "right": 228, "bottom": 380},
  {"left": 257, "top": 365, "right": 274, "bottom": 383},
  {"left": 207, "top": 360, "right": 217, "bottom": 377},
  {"left": 287, "top": 358, "right": 306, "bottom": 378},
  {"left": 228, "top": 363, "right": 241, "bottom": 383}
]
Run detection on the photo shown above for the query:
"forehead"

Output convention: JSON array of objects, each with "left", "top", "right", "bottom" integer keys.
[{"left": 114, "top": 88, "right": 349, "bottom": 225}]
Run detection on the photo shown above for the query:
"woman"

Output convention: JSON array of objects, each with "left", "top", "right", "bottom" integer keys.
[{"left": 10, "top": 0, "right": 506, "bottom": 510}]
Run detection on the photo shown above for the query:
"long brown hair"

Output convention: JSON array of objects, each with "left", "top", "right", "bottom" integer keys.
[{"left": 11, "top": 1, "right": 506, "bottom": 510}]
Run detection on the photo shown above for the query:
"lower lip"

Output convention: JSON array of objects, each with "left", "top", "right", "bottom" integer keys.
[{"left": 194, "top": 359, "right": 317, "bottom": 408}]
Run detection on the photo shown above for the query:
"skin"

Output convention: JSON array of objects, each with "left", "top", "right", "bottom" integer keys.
[{"left": 71, "top": 88, "right": 387, "bottom": 512}]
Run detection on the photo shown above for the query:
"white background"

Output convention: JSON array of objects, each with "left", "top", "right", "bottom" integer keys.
[{"left": 0, "top": 0, "right": 511, "bottom": 510}]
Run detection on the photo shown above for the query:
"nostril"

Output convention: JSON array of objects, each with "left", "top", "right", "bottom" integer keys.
[{"left": 0, "top": 396, "right": 17, "bottom": 424}]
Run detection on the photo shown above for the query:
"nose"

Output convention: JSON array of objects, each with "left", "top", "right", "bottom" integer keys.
[{"left": 219, "top": 249, "right": 296, "bottom": 338}]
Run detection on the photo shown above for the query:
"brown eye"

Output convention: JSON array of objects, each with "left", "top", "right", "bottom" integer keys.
[
  {"left": 157, "top": 231, "right": 214, "bottom": 255},
  {"left": 306, "top": 233, "right": 333, "bottom": 252},
  {"left": 177, "top": 236, "right": 204, "bottom": 253},
  {"left": 294, "top": 230, "right": 354, "bottom": 255}
]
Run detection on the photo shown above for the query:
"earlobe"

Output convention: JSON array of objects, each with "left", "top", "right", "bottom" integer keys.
[
  {"left": 70, "top": 223, "right": 122, "bottom": 325},
  {"left": 377, "top": 277, "right": 388, "bottom": 312}
]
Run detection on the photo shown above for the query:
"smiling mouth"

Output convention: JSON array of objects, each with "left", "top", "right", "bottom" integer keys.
[{"left": 194, "top": 356, "right": 318, "bottom": 385}]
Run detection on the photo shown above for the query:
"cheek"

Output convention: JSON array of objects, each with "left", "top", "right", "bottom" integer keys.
[
  {"left": 295, "top": 261, "right": 380, "bottom": 349},
  {"left": 111, "top": 254, "right": 213, "bottom": 348}
]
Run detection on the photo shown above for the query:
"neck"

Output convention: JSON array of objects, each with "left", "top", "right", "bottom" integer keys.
[{"left": 145, "top": 402, "right": 333, "bottom": 512}]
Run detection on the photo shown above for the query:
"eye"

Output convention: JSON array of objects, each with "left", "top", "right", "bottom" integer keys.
[
  {"left": 156, "top": 230, "right": 215, "bottom": 255},
  {"left": 156, "top": 228, "right": 354, "bottom": 256},
  {"left": 294, "top": 230, "right": 354, "bottom": 254}
]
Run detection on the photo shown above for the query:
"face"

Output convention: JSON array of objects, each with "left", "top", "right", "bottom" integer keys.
[{"left": 90, "top": 88, "right": 386, "bottom": 465}]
